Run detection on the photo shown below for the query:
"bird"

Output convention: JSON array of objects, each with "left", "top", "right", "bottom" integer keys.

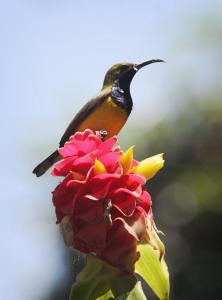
[{"left": 33, "top": 59, "right": 164, "bottom": 177}]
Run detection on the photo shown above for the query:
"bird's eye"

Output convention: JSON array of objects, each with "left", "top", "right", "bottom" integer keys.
[{"left": 120, "top": 65, "right": 129, "bottom": 72}]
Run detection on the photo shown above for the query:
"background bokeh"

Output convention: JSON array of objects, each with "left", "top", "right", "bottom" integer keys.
[{"left": 1, "top": 1, "right": 222, "bottom": 299}]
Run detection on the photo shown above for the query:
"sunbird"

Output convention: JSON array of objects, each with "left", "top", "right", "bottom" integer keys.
[{"left": 33, "top": 59, "right": 164, "bottom": 177}]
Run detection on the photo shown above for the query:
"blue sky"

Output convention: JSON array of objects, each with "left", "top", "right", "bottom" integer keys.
[{"left": 1, "top": 1, "right": 221, "bottom": 299}]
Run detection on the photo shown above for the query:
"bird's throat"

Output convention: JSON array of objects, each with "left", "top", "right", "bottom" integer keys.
[{"left": 111, "top": 83, "right": 133, "bottom": 115}]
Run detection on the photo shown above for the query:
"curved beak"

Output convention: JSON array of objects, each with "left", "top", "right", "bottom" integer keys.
[{"left": 134, "top": 59, "right": 165, "bottom": 71}]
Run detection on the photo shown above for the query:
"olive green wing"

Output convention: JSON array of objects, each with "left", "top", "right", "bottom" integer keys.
[{"left": 59, "top": 88, "right": 111, "bottom": 147}]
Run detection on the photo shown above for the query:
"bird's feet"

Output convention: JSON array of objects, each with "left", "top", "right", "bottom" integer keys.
[{"left": 99, "top": 130, "right": 108, "bottom": 141}]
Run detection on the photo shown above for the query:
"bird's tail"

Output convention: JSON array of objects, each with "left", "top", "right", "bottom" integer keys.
[{"left": 33, "top": 150, "right": 60, "bottom": 177}]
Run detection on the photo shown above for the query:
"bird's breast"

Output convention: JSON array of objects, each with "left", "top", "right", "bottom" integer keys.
[{"left": 75, "top": 96, "right": 129, "bottom": 137}]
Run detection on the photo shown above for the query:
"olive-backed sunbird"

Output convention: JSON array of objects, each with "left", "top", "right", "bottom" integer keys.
[{"left": 33, "top": 59, "right": 164, "bottom": 177}]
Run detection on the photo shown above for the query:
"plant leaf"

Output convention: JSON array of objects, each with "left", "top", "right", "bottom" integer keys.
[
  {"left": 109, "top": 273, "right": 137, "bottom": 298},
  {"left": 69, "top": 255, "right": 112, "bottom": 300},
  {"left": 70, "top": 255, "right": 137, "bottom": 300},
  {"left": 135, "top": 244, "right": 169, "bottom": 300},
  {"left": 96, "top": 282, "right": 147, "bottom": 300},
  {"left": 96, "top": 289, "right": 113, "bottom": 300},
  {"left": 120, "top": 281, "right": 147, "bottom": 300}
]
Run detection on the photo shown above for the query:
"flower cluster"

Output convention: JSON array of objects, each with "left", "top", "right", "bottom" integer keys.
[{"left": 52, "top": 129, "right": 164, "bottom": 273}]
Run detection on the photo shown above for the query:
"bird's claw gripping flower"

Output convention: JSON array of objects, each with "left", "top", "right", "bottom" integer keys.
[{"left": 52, "top": 129, "right": 164, "bottom": 273}]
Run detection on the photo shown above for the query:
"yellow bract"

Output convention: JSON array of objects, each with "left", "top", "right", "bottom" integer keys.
[
  {"left": 94, "top": 159, "right": 107, "bottom": 175},
  {"left": 119, "top": 145, "right": 134, "bottom": 174},
  {"left": 131, "top": 153, "right": 164, "bottom": 180}
]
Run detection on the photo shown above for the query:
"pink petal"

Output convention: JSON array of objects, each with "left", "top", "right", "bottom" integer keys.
[
  {"left": 127, "top": 173, "right": 146, "bottom": 185},
  {"left": 69, "top": 129, "right": 94, "bottom": 142},
  {"left": 112, "top": 194, "right": 136, "bottom": 216},
  {"left": 51, "top": 156, "right": 76, "bottom": 176},
  {"left": 97, "top": 136, "right": 117, "bottom": 153},
  {"left": 137, "top": 190, "right": 152, "bottom": 213},
  {"left": 58, "top": 143, "right": 79, "bottom": 158},
  {"left": 67, "top": 166, "right": 94, "bottom": 187},
  {"left": 98, "top": 152, "right": 121, "bottom": 170},
  {"left": 111, "top": 186, "right": 142, "bottom": 199},
  {"left": 74, "top": 138, "right": 100, "bottom": 155},
  {"left": 89, "top": 173, "right": 121, "bottom": 198}
]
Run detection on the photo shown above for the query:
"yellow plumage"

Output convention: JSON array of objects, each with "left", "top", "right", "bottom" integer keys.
[{"left": 76, "top": 97, "right": 128, "bottom": 138}]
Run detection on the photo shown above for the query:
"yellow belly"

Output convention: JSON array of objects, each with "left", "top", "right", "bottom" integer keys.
[{"left": 76, "top": 97, "right": 128, "bottom": 137}]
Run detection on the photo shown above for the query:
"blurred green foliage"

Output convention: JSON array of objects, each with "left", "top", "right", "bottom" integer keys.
[{"left": 143, "top": 97, "right": 222, "bottom": 299}]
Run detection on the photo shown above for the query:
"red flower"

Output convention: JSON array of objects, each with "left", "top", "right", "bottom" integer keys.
[
  {"left": 52, "top": 129, "right": 120, "bottom": 177},
  {"left": 52, "top": 130, "right": 164, "bottom": 273}
]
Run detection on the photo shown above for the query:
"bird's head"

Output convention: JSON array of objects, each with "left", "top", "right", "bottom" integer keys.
[{"left": 102, "top": 59, "right": 164, "bottom": 89}]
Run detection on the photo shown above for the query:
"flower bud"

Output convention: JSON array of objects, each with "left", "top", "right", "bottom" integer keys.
[
  {"left": 119, "top": 146, "right": 134, "bottom": 174},
  {"left": 94, "top": 158, "right": 107, "bottom": 175},
  {"left": 131, "top": 154, "right": 164, "bottom": 180}
]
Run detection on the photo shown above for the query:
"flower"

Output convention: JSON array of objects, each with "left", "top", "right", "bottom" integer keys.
[{"left": 52, "top": 129, "right": 164, "bottom": 273}]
